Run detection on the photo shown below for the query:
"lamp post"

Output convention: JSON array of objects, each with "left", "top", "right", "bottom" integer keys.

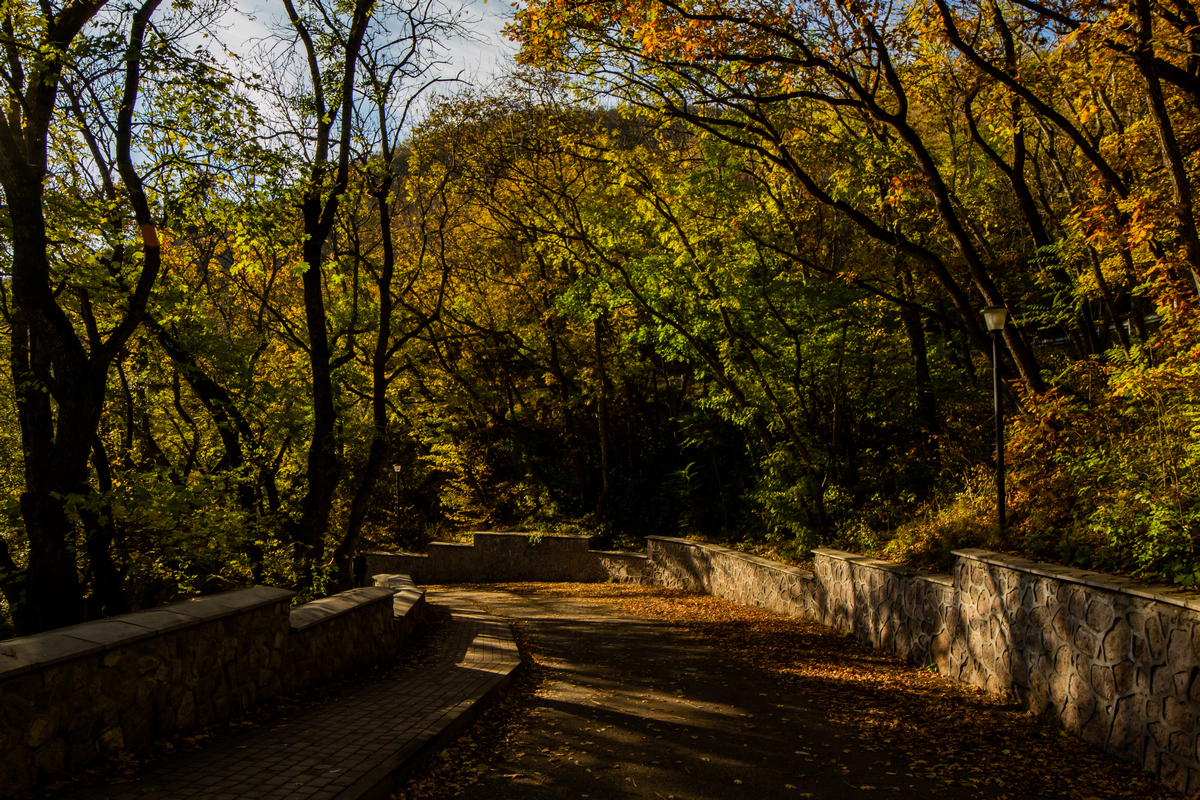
[
  {"left": 393, "top": 464, "right": 402, "bottom": 542},
  {"left": 982, "top": 306, "right": 1008, "bottom": 529}
]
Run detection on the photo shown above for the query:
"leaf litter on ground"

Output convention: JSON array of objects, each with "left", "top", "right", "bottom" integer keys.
[{"left": 395, "top": 582, "right": 1175, "bottom": 800}]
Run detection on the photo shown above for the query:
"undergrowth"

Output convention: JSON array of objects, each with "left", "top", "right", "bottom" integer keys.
[{"left": 842, "top": 303, "right": 1200, "bottom": 586}]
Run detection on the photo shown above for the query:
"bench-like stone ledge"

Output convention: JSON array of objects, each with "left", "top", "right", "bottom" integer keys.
[{"left": 373, "top": 574, "right": 427, "bottom": 613}]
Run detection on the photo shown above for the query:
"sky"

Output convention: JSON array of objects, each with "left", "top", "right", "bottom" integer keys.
[
  {"left": 443, "top": 0, "right": 517, "bottom": 84},
  {"left": 216, "top": 0, "right": 517, "bottom": 111}
]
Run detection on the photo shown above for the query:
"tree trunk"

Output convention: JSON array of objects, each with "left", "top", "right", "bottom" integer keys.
[
  {"left": 593, "top": 316, "right": 612, "bottom": 518},
  {"left": 7, "top": 182, "right": 90, "bottom": 633},
  {"left": 295, "top": 223, "right": 342, "bottom": 559},
  {"left": 901, "top": 272, "right": 940, "bottom": 465},
  {"left": 1135, "top": 0, "right": 1200, "bottom": 288},
  {"left": 81, "top": 438, "right": 131, "bottom": 617},
  {"left": 334, "top": 181, "right": 397, "bottom": 589}
]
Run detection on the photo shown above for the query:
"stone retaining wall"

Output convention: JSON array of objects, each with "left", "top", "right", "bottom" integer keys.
[
  {"left": 594, "top": 551, "right": 650, "bottom": 583},
  {"left": 951, "top": 550, "right": 1200, "bottom": 794},
  {"left": 0, "top": 579, "right": 426, "bottom": 797},
  {"left": 644, "top": 535, "right": 821, "bottom": 617},
  {"left": 643, "top": 536, "right": 1200, "bottom": 795},
  {"left": 367, "top": 532, "right": 647, "bottom": 584},
  {"left": 811, "top": 549, "right": 958, "bottom": 673},
  {"left": 285, "top": 587, "right": 406, "bottom": 692},
  {"left": 374, "top": 573, "right": 430, "bottom": 641}
]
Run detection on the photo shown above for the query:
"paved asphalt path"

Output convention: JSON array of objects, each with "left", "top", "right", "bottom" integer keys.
[{"left": 439, "top": 589, "right": 1004, "bottom": 800}]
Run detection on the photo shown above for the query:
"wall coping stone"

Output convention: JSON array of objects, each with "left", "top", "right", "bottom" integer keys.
[
  {"left": 372, "top": 574, "right": 425, "bottom": 618},
  {"left": 954, "top": 548, "right": 1200, "bottom": 610},
  {"left": 393, "top": 590, "right": 423, "bottom": 615},
  {"left": 596, "top": 550, "right": 648, "bottom": 559},
  {"left": 374, "top": 574, "right": 419, "bottom": 591},
  {"left": 289, "top": 586, "right": 396, "bottom": 632},
  {"left": 814, "top": 548, "right": 953, "bottom": 587},
  {"left": 473, "top": 531, "right": 595, "bottom": 542},
  {"left": 54, "top": 619, "right": 159, "bottom": 649},
  {"left": 0, "top": 586, "right": 295, "bottom": 680},
  {"left": 0, "top": 632, "right": 103, "bottom": 679},
  {"left": 165, "top": 586, "right": 292, "bottom": 620},
  {"left": 115, "top": 608, "right": 206, "bottom": 636},
  {"left": 647, "top": 536, "right": 815, "bottom": 580}
]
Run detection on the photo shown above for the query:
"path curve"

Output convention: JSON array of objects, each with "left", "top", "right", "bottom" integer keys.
[{"left": 440, "top": 588, "right": 972, "bottom": 800}]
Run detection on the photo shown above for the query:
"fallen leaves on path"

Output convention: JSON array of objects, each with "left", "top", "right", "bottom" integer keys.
[{"left": 476, "top": 582, "right": 1171, "bottom": 800}]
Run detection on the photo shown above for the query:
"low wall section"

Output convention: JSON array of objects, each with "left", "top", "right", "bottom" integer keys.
[
  {"left": 644, "top": 536, "right": 1200, "bottom": 796},
  {"left": 366, "top": 532, "right": 647, "bottom": 584},
  {"left": 363, "top": 530, "right": 1200, "bottom": 791},
  {"left": 952, "top": 550, "right": 1200, "bottom": 794},
  {"left": 0, "top": 579, "right": 426, "bottom": 797}
]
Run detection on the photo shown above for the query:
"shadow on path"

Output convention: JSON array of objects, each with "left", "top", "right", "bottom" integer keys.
[{"left": 439, "top": 590, "right": 969, "bottom": 800}]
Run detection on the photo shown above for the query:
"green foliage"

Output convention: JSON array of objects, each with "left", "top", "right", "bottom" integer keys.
[
  {"left": 1005, "top": 325, "right": 1200, "bottom": 584},
  {"left": 879, "top": 468, "right": 1004, "bottom": 572},
  {"left": 10, "top": 0, "right": 1200, "bottom": 635}
]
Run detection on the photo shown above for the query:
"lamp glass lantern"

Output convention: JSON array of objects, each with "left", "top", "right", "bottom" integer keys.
[{"left": 982, "top": 306, "right": 1008, "bottom": 332}]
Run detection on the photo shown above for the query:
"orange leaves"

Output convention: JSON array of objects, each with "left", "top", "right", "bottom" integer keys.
[{"left": 883, "top": 172, "right": 923, "bottom": 207}]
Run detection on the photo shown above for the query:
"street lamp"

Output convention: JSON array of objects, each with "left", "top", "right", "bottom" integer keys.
[
  {"left": 393, "top": 464, "right": 402, "bottom": 542},
  {"left": 982, "top": 306, "right": 1008, "bottom": 529}
]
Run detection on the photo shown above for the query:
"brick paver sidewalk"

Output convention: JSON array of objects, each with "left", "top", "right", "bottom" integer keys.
[{"left": 58, "top": 592, "right": 519, "bottom": 800}]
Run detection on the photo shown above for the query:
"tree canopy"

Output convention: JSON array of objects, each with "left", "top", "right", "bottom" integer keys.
[{"left": 3, "top": 0, "right": 1200, "bottom": 636}]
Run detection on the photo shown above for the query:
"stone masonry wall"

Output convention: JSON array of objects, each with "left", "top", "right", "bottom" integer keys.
[
  {"left": 812, "top": 549, "right": 958, "bottom": 673},
  {"left": 374, "top": 574, "right": 430, "bottom": 641},
  {"left": 362, "top": 531, "right": 1200, "bottom": 791},
  {"left": 594, "top": 551, "right": 651, "bottom": 583},
  {"left": 952, "top": 549, "right": 1200, "bottom": 794},
  {"left": 645, "top": 536, "right": 821, "bottom": 618},
  {"left": 285, "top": 587, "right": 406, "bottom": 693},
  {"left": 0, "top": 587, "right": 293, "bottom": 796},
  {"left": 642, "top": 536, "right": 1200, "bottom": 795},
  {"left": 367, "top": 532, "right": 649, "bottom": 585},
  {"left": 0, "top": 580, "right": 424, "bottom": 798}
]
